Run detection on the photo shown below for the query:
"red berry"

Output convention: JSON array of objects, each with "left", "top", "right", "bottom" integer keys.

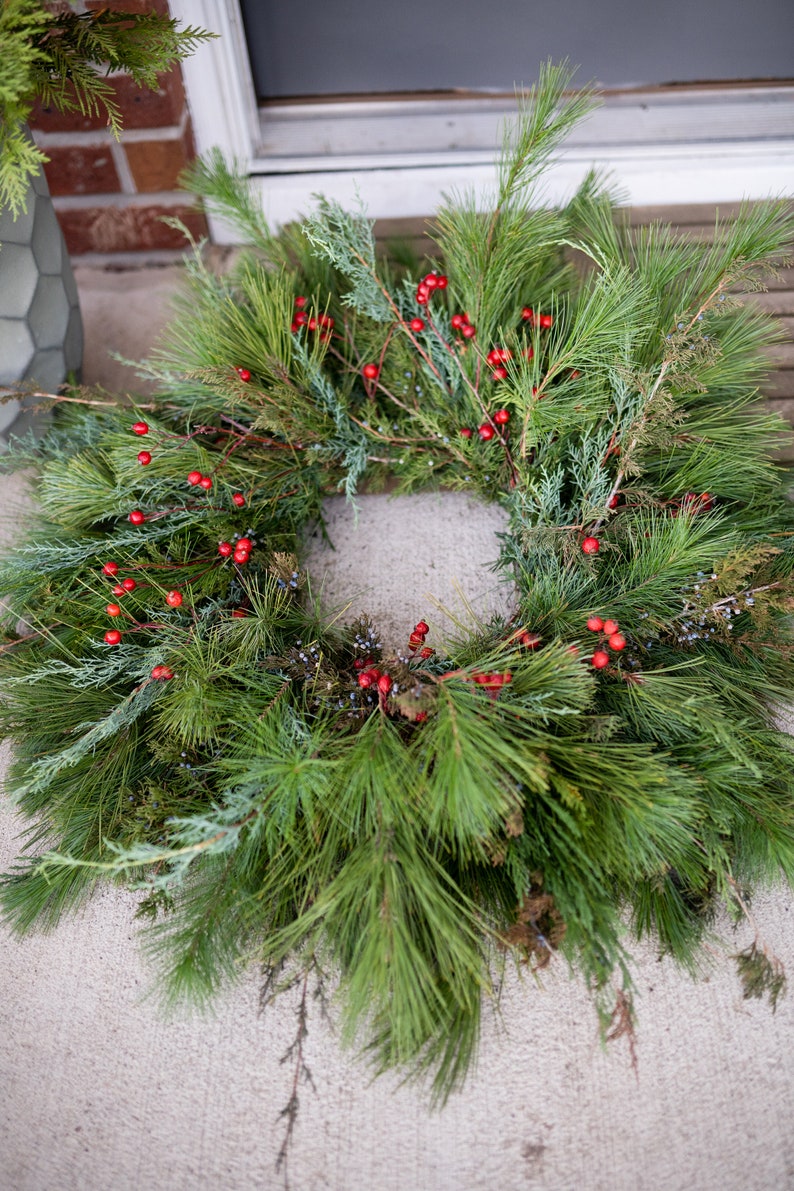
[
  {"left": 592, "top": 650, "right": 610, "bottom": 669},
  {"left": 539, "top": 313, "right": 553, "bottom": 329},
  {"left": 451, "top": 313, "right": 465, "bottom": 329},
  {"left": 520, "top": 631, "right": 541, "bottom": 648},
  {"left": 106, "top": 603, "right": 121, "bottom": 617},
  {"left": 232, "top": 493, "right": 246, "bottom": 507},
  {"left": 424, "top": 274, "right": 439, "bottom": 289},
  {"left": 231, "top": 609, "right": 248, "bottom": 618},
  {"left": 358, "top": 672, "right": 373, "bottom": 688},
  {"left": 408, "top": 631, "right": 425, "bottom": 647},
  {"left": 419, "top": 646, "right": 434, "bottom": 659},
  {"left": 493, "top": 409, "right": 510, "bottom": 424},
  {"left": 581, "top": 536, "right": 600, "bottom": 555},
  {"left": 602, "top": 619, "right": 620, "bottom": 636},
  {"left": 129, "top": 510, "right": 145, "bottom": 525},
  {"left": 233, "top": 549, "right": 249, "bottom": 564},
  {"left": 121, "top": 578, "right": 136, "bottom": 591},
  {"left": 607, "top": 493, "right": 620, "bottom": 509},
  {"left": 478, "top": 423, "right": 495, "bottom": 440},
  {"left": 521, "top": 307, "right": 535, "bottom": 323},
  {"left": 461, "top": 324, "right": 476, "bottom": 339},
  {"left": 137, "top": 450, "right": 153, "bottom": 467},
  {"left": 198, "top": 475, "right": 213, "bottom": 490},
  {"left": 436, "top": 275, "right": 448, "bottom": 289},
  {"left": 111, "top": 585, "right": 125, "bottom": 596},
  {"left": 415, "top": 621, "right": 429, "bottom": 635},
  {"left": 377, "top": 674, "right": 392, "bottom": 695},
  {"left": 415, "top": 711, "right": 428, "bottom": 722},
  {"left": 151, "top": 664, "right": 174, "bottom": 681},
  {"left": 166, "top": 590, "right": 183, "bottom": 607},
  {"left": 362, "top": 363, "right": 379, "bottom": 380},
  {"left": 608, "top": 633, "right": 626, "bottom": 651},
  {"left": 104, "top": 629, "right": 122, "bottom": 645},
  {"left": 237, "top": 537, "right": 252, "bottom": 550},
  {"left": 570, "top": 369, "right": 581, "bottom": 380},
  {"left": 102, "top": 562, "right": 119, "bottom": 577},
  {"left": 308, "top": 317, "right": 318, "bottom": 330},
  {"left": 187, "top": 471, "right": 202, "bottom": 486},
  {"left": 459, "top": 427, "right": 472, "bottom": 438},
  {"left": 218, "top": 542, "right": 233, "bottom": 557},
  {"left": 295, "top": 295, "right": 307, "bottom": 308},
  {"left": 295, "top": 311, "right": 308, "bottom": 326},
  {"left": 586, "top": 616, "right": 604, "bottom": 632},
  {"left": 132, "top": 421, "right": 149, "bottom": 436},
  {"left": 415, "top": 291, "right": 428, "bottom": 305},
  {"left": 236, "top": 368, "right": 251, "bottom": 382},
  {"left": 491, "top": 367, "right": 508, "bottom": 381},
  {"left": 409, "top": 318, "right": 425, "bottom": 332},
  {"left": 524, "top": 345, "right": 534, "bottom": 360}
]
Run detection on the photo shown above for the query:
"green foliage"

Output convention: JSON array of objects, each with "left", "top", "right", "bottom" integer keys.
[
  {"left": 0, "top": 64, "right": 793, "bottom": 1101},
  {"left": 0, "top": 1, "right": 214, "bottom": 215}
]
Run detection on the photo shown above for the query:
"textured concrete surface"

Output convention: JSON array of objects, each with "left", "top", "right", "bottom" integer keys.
[{"left": 1, "top": 264, "right": 793, "bottom": 1191}]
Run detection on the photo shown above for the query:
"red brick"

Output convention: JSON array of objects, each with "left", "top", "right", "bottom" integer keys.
[
  {"left": 86, "top": 0, "right": 170, "bottom": 14},
  {"left": 42, "top": 145, "right": 121, "bottom": 197},
  {"left": 56, "top": 203, "right": 208, "bottom": 254},
  {"left": 29, "top": 69, "right": 186, "bottom": 134},
  {"left": 124, "top": 123, "right": 195, "bottom": 192}
]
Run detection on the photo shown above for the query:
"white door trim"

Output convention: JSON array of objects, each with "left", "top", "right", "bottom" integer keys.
[{"left": 171, "top": 1, "right": 794, "bottom": 238}]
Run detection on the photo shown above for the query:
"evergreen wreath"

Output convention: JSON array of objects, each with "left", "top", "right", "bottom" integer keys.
[{"left": 1, "top": 63, "right": 794, "bottom": 1102}]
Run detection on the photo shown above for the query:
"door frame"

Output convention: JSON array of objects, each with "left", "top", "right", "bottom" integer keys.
[{"left": 170, "top": 0, "right": 794, "bottom": 239}]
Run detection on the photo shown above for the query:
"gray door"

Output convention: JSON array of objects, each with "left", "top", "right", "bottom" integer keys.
[{"left": 241, "top": 0, "right": 794, "bottom": 98}]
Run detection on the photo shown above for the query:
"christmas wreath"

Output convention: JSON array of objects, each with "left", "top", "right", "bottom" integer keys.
[{"left": 1, "top": 64, "right": 793, "bottom": 1101}]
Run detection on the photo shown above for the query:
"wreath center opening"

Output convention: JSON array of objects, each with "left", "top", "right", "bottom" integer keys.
[{"left": 303, "top": 492, "right": 513, "bottom": 651}]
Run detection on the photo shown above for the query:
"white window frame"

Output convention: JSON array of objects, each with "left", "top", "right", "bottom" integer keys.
[{"left": 171, "top": 1, "right": 794, "bottom": 241}]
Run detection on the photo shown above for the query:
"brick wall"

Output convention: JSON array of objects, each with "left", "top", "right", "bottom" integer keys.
[{"left": 28, "top": 0, "right": 207, "bottom": 256}]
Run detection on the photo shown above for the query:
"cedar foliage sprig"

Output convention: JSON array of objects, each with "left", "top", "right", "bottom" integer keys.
[{"left": 1, "top": 64, "right": 794, "bottom": 1102}]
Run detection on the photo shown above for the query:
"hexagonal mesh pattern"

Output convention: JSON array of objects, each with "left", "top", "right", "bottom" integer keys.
[{"left": 0, "top": 167, "right": 83, "bottom": 440}]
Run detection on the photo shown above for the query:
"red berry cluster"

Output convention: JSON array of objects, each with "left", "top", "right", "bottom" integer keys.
[
  {"left": 450, "top": 311, "right": 476, "bottom": 340},
  {"left": 586, "top": 615, "right": 626, "bottom": 669},
  {"left": 463, "top": 409, "right": 511, "bottom": 441},
  {"left": 187, "top": 470, "right": 213, "bottom": 490},
  {"left": 218, "top": 535, "right": 252, "bottom": 565},
  {"left": 408, "top": 620, "right": 432, "bottom": 655},
  {"left": 471, "top": 670, "right": 512, "bottom": 691},
  {"left": 131, "top": 420, "right": 155, "bottom": 470},
  {"left": 291, "top": 295, "right": 334, "bottom": 339},
  {"left": 486, "top": 346, "right": 513, "bottom": 380},
  {"left": 357, "top": 665, "right": 394, "bottom": 698},
  {"left": 681, "top": 491, "right": 714, "bottom": 515},
  {"left": 415, "top": 271, "right": 448, "bottom": 306},
  {"left": 521, "top": 307, "right": 553, "bottom": 329},
  {"left": 101, "top": 561, "right": 137, "bottom": 644}
]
